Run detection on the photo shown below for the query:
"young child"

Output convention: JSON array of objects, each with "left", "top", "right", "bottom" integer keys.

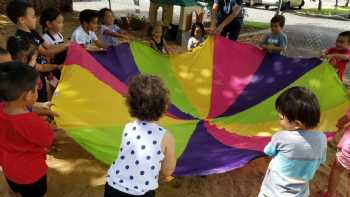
[
  {"left": 322, "top": 31, "right": 350, "bottom": 81},
  {"left": 260, "top": 15, "right": 288, "bottom": 55},
  {"left": 7, "top": 36, "right": 62, "bottom": 101},
  {"left": 71, "top": 9, "right": 108, "bottom": 49},
  {"left": 104, "top": 74, "right": 176, "bottom": 197},
  {"left": 323, "top": 112, "right": 350, "bottom": 197},
  {"left": 40, "top": 7, "right": 67, "bottom": 66},
  {"left": 99, "top": 8, "right": 129, "bottom": 46},
  {"left": 187, "top": 22, "right": 205, "bottom": 51},
  {"left": 259, "top": 87, "right": 327, "bottom": 197},
  {"left": 0, "top": 61, "right": 54, "bottom": 197},
  {"left": 150, "top": 23, "right": 170, "bottom": 55}
]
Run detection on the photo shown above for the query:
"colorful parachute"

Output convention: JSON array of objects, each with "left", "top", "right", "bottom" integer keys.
[{"left": 52, "top": 36, "right": 349, "bottom": 176}]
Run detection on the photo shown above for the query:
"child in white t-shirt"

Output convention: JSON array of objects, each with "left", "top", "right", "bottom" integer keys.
[
  {"left": 99, "top": 8, "right": 129, "bottom": 46},
  {"left": 71, "top": 9, "right": 108, "bottom": 49},
  {"left": 187, "top": 23, "right": 205, "bottom": 51}
]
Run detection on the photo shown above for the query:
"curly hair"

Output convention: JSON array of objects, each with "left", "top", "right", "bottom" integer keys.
[{"left": 126, "top": 74, "right": 170, "bottom": 122}]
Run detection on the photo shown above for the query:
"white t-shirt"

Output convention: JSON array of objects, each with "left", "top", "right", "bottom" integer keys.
[
  {"left": 42, "top": 32, "right": 64, "bottom": 46},
  {"left": 107, "top": 120, "right": 165, "bottom": 195},
  {"left": 71, "top": 25, "right": 98, "bottom": 46},
  {"left": 187, "top": 37, "right": 204, "bottom": 50},
  {"left": 100, "top": 24, "right": 120, "bottom": 46}
]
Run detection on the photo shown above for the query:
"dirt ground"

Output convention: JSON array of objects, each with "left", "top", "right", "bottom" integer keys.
[{"left": 0, "top": 13, "right": 348, "bottom": 197}]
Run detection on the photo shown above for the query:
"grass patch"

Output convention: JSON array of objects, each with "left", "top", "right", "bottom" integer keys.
[
  {"left": 241, "top": 21, "right": 269, "bottom": 33},
  {"left": 302, "top": 7, "right": 350, "bottom": 16},
  {"left": 243, "top": 21, "right": 270, "bottom": 30}
]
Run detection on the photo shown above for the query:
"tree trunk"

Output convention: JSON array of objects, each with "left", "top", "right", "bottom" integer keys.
[
  {"left": 345, "top": 0, "right": 349, "bottom": 7},
  {"left": 335, "top": 0, "right": 338, "bottom": 7},
  {"left": 318, "top": 0, "right": 322, "bottom": 10}
]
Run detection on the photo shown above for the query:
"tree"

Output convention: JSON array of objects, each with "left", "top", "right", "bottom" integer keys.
[
  {"left": 318, "top": 0, "right": 322, "bottom": 10},
  {"left": 345, "top": 0, "right": 349, "bottom": 7}
]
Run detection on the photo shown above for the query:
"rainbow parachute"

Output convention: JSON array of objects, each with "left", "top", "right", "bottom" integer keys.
[{"left": 52, "top": 36, "right": 349, "bottom": 176}]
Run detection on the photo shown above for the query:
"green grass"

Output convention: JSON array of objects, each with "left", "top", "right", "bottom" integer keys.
[
  {"left": 302, "top": 6, "right": 350, "bottom": 16},
  {"left": 243, "top": 21, "right": 269, "bottom": 31}
]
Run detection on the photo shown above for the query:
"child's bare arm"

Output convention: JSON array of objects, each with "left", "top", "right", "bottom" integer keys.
[
  {"left": 38, "top": 42, "right": 69, "bottom": 57},
  {"left": 327, "top": 53, "right": 350, "bottom": 61},
  {"left": 266, "top": 45, "right": 285, "bottom": 53},
  {"left": 95, "top": 40, "right": 109, "bottom": 49},
  {"left": 163, "top": 40, "right": 171, "bottom": 55},
  {"left": 105, "top": 30, "right": 130, "bottom": 40},
  {"left": 160, "top": 131, "right": 176, "bottom": 178},
  {"left": 337, "top": 112, "right": 350, "bottom": 129},
  {"left": 35, "top": 64, "right": 61, "bottom": 72}
]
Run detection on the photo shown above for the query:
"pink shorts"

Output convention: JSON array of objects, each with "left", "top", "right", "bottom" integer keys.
[{"left": 337, "top": 129, "right": 350, "bottom": 170}]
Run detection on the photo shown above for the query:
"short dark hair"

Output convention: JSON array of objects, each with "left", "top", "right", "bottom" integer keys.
[
  {"left": 271, "top": 15, "right": 285, "bottom": 28},
  {"left": 0, "top": 47, "right": 9, "bottom": 56},
  {"left": 6, "top": 0, "right": 33, "bottom": 24},
  {"left": 339, "top": 31, "right": 350, "bottom": 42},
  {"left": 79, "top": 9, "right": 99, "bottom": 24},
  {"left": 99, "top": 8, "right": 112, "bottom": 24},
  {"left": 40, "top": 7, "right": 61, "bottom": 33},
  {"left": 126, "top": 74, "right": 170, "bottom": 122},
  {"left": 0, "top": 61, "right": 39, "bottom": 102},
  {"left": 190, "top": 22, "right": 205, "bottom": 37},
  {"left": 275, "top": 86, "right": 320, "bottom": 128},
  {"left": 7, "top": 36, "right": 36, "bottom": 62}
]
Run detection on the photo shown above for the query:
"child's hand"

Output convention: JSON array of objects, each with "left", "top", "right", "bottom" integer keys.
[
  {"left": 326, "top": 54, "right": 334, "bottom": 60},
  {"left": 337, "top": 114, "right": 350, "bottom": 129}
]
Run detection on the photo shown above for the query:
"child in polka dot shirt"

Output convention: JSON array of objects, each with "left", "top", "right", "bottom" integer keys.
[{"left": 104, "top": 74, "right": 176, "bottom": 197}]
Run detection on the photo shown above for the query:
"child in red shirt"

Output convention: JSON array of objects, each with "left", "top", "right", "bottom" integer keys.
[
  {"left": 322, "top": 31, "right": 350, "bottom": 81},
  {"left": 0, "top": 61, "right": 54, "bottom": 197}
]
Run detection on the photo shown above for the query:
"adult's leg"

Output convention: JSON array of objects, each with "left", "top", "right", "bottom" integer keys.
[{"left": 226, "top": 19, "right": 243, "bottom": 41}]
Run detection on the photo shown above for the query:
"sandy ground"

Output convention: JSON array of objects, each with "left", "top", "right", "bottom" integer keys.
[{"left": 0, "top": 13, "right": 348, "bottom": 197}]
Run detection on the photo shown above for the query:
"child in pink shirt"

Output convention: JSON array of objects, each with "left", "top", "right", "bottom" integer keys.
[{"left": 323, "top": 110, "right": 350, "bottom": 197}]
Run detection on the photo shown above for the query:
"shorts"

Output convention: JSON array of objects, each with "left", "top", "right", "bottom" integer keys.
[
  {"left": 104, "top": 183, "right": 155, "bottom": 197},
  {"left": 6, "top": 174, "right": 47, "bottom": 197}
]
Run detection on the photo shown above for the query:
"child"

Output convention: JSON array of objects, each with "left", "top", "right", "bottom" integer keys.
[
  {"left": 71, "top": 9, "right": 108, "bottom": 49},
  {"left": 259, "top": 87, "right": 327, "bottom": 197},
  {"left": 7, "top": 36, "right": 62, "bottom": 101},
  {"left": 187, "top": 22, "right": 205, "bottom": 51},
  {"left": 322, "top": 112, "right": 350, "bottom": 197},
  {"left": 260, "top": 15, "right": 288, "bottom": 55},
  {"left": 322, "top": 31, "right": 350, "bottom": 81},
  {"left": 99, "top": 8, "right": 129, "bottom": 46},
  {"left": 40, "top": 7, "right": 67, "bottom": 66},
  {"left": 0, "top": 61, "right": 54, "bottom": 197},
  {"left": 150, "top": 23, "right": 170, "bottom": 55},
  {"left": 104, "top": 74, "right": 176, "bottom": 197}
]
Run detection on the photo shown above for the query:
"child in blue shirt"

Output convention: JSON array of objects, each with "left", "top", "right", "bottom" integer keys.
[
  {"left": 259, "top": 87, "right": 327, "bottom": 197},
  {"left": 99, "top": 8, "right": 129, "bottom": 46},
  {"left": 260, "top": 15, "right": 288, "bottom": 55}
]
